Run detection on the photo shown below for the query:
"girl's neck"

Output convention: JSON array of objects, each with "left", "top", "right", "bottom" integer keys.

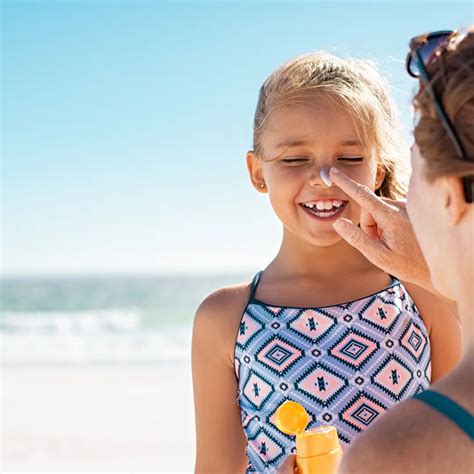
[{"left": 268, "top": 228, "right": 377, "bottom": 279}]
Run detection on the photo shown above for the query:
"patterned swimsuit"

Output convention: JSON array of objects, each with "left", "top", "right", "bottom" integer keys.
[{"left": 235, "top": 272, "right": 431, "bottom": 473}]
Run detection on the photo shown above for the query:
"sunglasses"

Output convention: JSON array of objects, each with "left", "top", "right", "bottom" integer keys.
[{"left": 406, "top": 29, "right": 473, "bottom": 203}]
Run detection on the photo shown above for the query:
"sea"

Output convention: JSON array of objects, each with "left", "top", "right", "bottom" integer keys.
[{"left": 0, "top": 273, "right": 251, "bottom": 366}]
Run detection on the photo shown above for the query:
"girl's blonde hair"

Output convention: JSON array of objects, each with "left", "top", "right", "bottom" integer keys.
[{"left": 252, "top": 52, "right": 408, "bottom": 199}]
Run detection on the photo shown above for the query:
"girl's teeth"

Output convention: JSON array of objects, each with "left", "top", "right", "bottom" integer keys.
[
  {"left": 305, "top": 200, "right": 344, "bottom": 210},
  {"left": 317, "top": 211, "right": 336, "bottom": 216},
  {"left": 302, "top": 200, "right": 346, "bottom": 218}
]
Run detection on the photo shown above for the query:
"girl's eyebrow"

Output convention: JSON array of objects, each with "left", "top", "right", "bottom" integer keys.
[
  {"left": 340, "top": 140, "right": 363, "bottom": 147},
  {"left": 275, "top": 139, "right": 363, "bottom": 149},
  {"left": 275, "top": 139, "right": 311, "bottom": 149}
]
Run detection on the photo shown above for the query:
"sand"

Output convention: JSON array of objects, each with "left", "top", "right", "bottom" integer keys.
[{"left": 1, "top": 364, "right": 195, "bottom": 473}]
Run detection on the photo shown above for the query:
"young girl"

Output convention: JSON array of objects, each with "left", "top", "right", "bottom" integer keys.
[{"left": 192, "top": 52, "right": 462, "bottom": 474}]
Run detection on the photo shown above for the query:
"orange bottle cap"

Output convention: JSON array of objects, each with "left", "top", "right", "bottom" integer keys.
[{"left": 275, "top": 401, "right": 309, "bottom": 436}]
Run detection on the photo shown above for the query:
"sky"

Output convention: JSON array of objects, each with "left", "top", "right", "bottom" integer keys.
[{"left": 2, "top": 0, "right": 473, "bottom": 276}]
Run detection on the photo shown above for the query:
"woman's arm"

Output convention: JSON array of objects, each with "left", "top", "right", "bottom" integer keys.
[
  {"left": 403, "top": 282, "right": 463, "bottom": 382},
  {"left": 192, "top": 289, "right": 248, "bottom": 474}
]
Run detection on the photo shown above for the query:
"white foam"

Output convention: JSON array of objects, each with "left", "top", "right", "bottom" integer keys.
[
  {"left": 0, "top": 309, "right": 191, "bottom": 365},
  {"left": 320, "top": 168, "right": 333, "bottom": 187}
]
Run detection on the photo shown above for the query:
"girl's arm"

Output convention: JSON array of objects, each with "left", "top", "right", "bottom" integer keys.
[
  {"left": 192, "top": 288, "right": 248, "bottom": 474},
  {"left": 403, "top": 282, "right": 463, "bottom": 382}
]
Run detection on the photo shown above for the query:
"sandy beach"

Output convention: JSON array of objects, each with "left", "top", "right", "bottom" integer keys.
[{"left": 1, "top": 364, "right": 195, "bottom": 473}]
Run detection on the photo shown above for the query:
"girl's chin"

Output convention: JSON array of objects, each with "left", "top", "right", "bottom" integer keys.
[{"left": 304, "top": 230, "right": 345, "bottom": 248}]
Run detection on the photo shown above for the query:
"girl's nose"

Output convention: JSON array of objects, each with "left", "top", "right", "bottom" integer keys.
[{"left": 309, "top": 167, "right": 333, "bottom": 187}]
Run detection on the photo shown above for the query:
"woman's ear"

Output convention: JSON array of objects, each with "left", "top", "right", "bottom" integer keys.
[
  {"left": 441, "top": 176, "right": 469, "bottom": 225},
  {"left": 246, "top": 151, "right": 267, "bottom": 193}
]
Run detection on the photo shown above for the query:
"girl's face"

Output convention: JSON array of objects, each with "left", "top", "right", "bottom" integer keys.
[{"left": 247, "top": 102, "right": 384, "bottom": 247}]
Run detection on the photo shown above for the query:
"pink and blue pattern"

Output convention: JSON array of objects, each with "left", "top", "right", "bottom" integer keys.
[{"left": 235, "top": 273, "right": 431, "bottom": 473}]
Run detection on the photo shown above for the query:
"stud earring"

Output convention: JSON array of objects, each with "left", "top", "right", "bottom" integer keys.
[{"left": 260, "top": 182, "right": 266, "bottom": 189}]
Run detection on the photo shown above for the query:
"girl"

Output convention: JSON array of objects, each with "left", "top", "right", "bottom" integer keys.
[{"left": 192, "top": 52, "right": 462, "bottom": 473}]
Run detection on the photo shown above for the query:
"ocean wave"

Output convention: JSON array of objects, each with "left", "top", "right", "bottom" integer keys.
[
  {"left": 1, "top": 308, "right": 144, "bottom": 334},
  {"left": 0, "top": 309, "right": 192, "bottom": 365}
]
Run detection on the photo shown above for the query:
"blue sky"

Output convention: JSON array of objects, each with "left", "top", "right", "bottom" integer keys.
[{"left": 3, "top": 1, "right": 473, "bottom": 275}]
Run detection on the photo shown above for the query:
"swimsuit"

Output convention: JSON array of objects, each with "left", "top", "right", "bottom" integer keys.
[{"left": 235, "top": 271, "right": 431, "bottom": 472}]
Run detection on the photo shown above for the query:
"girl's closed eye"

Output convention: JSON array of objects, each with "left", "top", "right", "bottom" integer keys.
[
  {"left": 337, "top": 156, "right": 364, "bottom": 163},
  {"left": 281, "top": 156, "right": 311, "bottom": 165}
]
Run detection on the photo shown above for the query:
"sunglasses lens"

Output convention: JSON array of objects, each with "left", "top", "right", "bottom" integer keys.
[
  {"left": 410, "top": 33, "right": 452, "bottom": 76},
  {"left": 408, "top": 55, "right": 423, "bottom": 77}
]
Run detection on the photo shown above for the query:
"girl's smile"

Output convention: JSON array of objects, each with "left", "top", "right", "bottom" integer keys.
[{"left": 299, "top": 198, "right": 349, "bottom": 220}]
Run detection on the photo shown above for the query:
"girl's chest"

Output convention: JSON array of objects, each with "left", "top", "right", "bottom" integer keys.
[{"left": 252, "top": 273, "right": 394, "bottom": 308}]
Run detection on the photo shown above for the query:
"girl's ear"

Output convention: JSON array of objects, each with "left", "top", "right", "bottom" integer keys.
[
  {"left": 246, "top": 151, "right": 267, "bottom": 193},
  {"left": 375, "top": 165, "right": 386, "bottom": 191}
]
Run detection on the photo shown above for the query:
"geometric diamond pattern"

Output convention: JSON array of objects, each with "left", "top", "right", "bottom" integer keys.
[
  {"left": 339, "top": 392, "right": 387, "bottom": 432},
  {"left": 247, "top": 427, "right": 286, "bottom": 470},
  {"left": 360, "top": 296, "right": 401, "bottom": 333},
  {"left": 266, "top": 345, "right": 292, "bottom": 365},
  {"left": 399, "top": 320, "right": 428, "bottom": 362},
  {"left": 235, "top": 274, "right": 431, "bottom": 473},
  {"left": 288, "top": 309, "right": 337, "bottom": 343},
  {"left": 295, "top": 363, "right": 349, "bottom": 407},
  {"left": 256, "top": 336, "right": 304, "bottom": 375},
  {"left": 242, "top": 370, "right": 275, "bottom": 410},
  {"left": 329, "top": 329, "right": 379, "bottom": 370},
  {"left": 341, "top": 340, "right": 368, "bottom": 359},
  {"left": 236, "top": 309, "right": 265, "bottom": 349},
  {"left": 371, "top": 354, "right": 414, "bottom": 401}
]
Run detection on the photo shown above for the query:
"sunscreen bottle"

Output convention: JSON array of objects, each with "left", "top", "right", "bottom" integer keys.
[{"left": 275, "top": 401, "right": 342, "bottom": 474}]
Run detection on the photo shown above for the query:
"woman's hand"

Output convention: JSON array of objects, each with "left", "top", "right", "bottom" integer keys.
[
  {"left": 276, "top": 454, "right": 297, "bottom": 474},
  {"left": 329, "top": 167, "right": 434, "bottom": 292}
]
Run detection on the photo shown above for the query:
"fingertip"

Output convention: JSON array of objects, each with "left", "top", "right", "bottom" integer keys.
[
  {"left": 329, "top": 166, "right": 340, "bottom": 176},
  {"left": 277, "top": 453, "right": 297, "bottom": 474},
  {"left": 333, "top": 218, "right": 351, "bottom": 230}
]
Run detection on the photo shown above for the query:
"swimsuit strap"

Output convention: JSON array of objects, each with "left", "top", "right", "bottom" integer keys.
[
  {"left": 414, "top": 390, "right": 474, "bottom": 440},
  {"left": 248, "top": 271, "right": 263, "bottom": 301}
]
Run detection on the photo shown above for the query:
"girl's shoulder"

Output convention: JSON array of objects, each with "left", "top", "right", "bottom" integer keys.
[
  {"left": 193, "top": 280, "right": 253, "bottom": 361},
  {"left": 195, "top": 280, "right": 253, "bottom": 325},
  {"left": 401, "top": 280, "right": 459, "bottom": 333}
]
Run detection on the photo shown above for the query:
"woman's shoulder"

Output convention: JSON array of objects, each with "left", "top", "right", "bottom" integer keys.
[{"left": 340, "top": 391, "right": 473, "bottom": 474}]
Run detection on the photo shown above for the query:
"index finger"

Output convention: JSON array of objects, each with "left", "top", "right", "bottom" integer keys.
[{"left": 329, "top": 167, "right": 390, "bottom": 219}]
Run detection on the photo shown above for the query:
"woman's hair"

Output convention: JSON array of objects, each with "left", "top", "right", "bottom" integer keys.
[
  {"left": 413, "top": 30, "right": 474, "bottom": 181},
  {"left": 252, "top": 52, "right": 408, "bottom": 200}
]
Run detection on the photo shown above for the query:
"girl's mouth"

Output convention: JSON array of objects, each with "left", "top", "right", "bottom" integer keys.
[{"left": 299, "top": 200, "right": 348, "bottom": 221}]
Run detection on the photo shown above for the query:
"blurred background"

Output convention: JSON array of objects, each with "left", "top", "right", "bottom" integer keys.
[{"left": 2, "top": 1, "right": 473, "bottom": 472}]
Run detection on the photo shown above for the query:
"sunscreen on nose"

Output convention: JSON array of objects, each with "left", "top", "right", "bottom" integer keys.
[
  {"left": 275, "top": 401, "right": 342, "bottom": 474},
  {"left": 320, "top": 168, "right": 333, "bottom": 187}
]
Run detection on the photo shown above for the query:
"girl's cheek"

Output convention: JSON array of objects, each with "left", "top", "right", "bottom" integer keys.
[
  {"left": 336, "top": 165, "right": 373, "bottom": 186},
  {"left": 270, "top": 167, "right": 304, "bottom": 183},
  {"left": 337, "top": 166, "right": 375, "bottom": 185}
]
